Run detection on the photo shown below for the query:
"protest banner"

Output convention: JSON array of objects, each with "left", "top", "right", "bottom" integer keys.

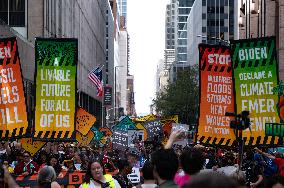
[
  {"left": 18, "top": 138, "right": 46, "bottom": 156},
  {"left": 128, "top": 129, "right": 144, "bottom": 148},
  {"left": 143, "top": 120, "right": 162, "bottom": 141},
  {"left": 198, "top": 44, "right": 235, "bottom": 146},
  {"left": 135, "top": 123, "right": 147, "bottom": 141},
  {"left": 34, "top": 38, "right": 78, "bottom": 140},
  {"left": 162, "top": 122, "right": 172, "bottom": 138},
  {"left": 160, "top": 115, "right": 178, "bottom": 124},
  {"left": 112, "top": 129, "right": 128, "bottom": 150},
  {"left": 231, "top": 37, "right": 280, "bottom": 145},
  {"left": 76, "top": 130, "right": 94, "bottom": 146},
  {"left": 99, "top": 127, "right": 113, "bottom": 144},
  {"left": 133, "top": 114, "right": 157, "bottom": 122},
  {"left": 265, "top": 123, "right": 284, "bottom": 137},
  {"left": 0, "top": 37, "right": 28, "bottom": 139},
  {"left": 92, "top": 126, "right": 104, "bottom": 142},
  {"left": 76, "top": 108, "right": 96, "bottom": 135},
  {"left": 113, "top": 116, "right": 136, "bottom": 131},
  {"left": 15, "top": 171, "right": 84, "bottom": 188}
]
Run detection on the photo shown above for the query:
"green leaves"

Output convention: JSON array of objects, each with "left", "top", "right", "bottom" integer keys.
[{"left": 152, "top": 65, "right": 199, "bottom": 125}]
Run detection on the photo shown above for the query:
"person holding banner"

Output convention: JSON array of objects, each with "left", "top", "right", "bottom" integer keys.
[
  {"left": 80, "top": 160, "right": 121, "bottom": 188},
  {"left": 14, "top": 151, "right": 39, "bottom": 176}
]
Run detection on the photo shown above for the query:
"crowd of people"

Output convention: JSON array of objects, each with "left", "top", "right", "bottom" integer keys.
[{"left": 0, "top": 130, "right": 283, "bottom": 188}]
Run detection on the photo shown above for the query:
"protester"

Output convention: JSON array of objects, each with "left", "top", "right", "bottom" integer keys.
[
  {"left": 37, "top": 151, "right": 49, "bottom": 170},
  {"left": 164, "top": 130, "right": 205, "bottom": 187},
  {"left": 241, "top": 150, "right": 265, "bottom": 187},
  {"left": 37, "top": 166, "right": 61, "bottom": 188},
  {"left": 174, "top": 147, "right": 205, "bottom": 187},
  {"left": 1, "top": 166, "right": 20, "bottom": 188},
  {"left": 14, "top": 151, "right": 39, "bottom": 176},
  {"left": 230, "top": 169, "right": 246, "bottom": 187},
  {"left": 79, "top": 159, "right": 121, "bottom": 188},
  {"left": 62, "top": 160, "right": 76, "bottom": 172},
  {"left": 255, "top": 148, "right": 284, "bottom": 177},
  {"left": 134, "top": 161, "right": 157, "bottom": 188},
  {"left": 113, "top": 159, "right": 133, "bottom": 188},
  {"left": 266, "top": 175, "right": 284, "bottom": 188},
  {"left": 10, "top": 149, "right": 23, "bottom": 169},
  {"left": 181, "top": 173, "right": 242, "bottom": 188},
  {"left": 46, "top": 155, "right": 62, "bottom": 175},
  {"left": 0, "top": 142, "right": 9, "bottom": 164},
  {"left": 151, "top": 149, "right": 179, "bottom": 188},
  {"left": 3, "top": 160, "right": 14, "bottom": 173}
]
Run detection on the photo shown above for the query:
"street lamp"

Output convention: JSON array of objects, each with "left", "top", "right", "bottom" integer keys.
[{"left": 114, "top": 65, "right": 124, "bottom": 121}]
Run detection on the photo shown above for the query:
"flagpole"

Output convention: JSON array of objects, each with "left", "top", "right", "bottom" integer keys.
[{"left": 101, "top": 65, "right": 105, "bottom": 127}]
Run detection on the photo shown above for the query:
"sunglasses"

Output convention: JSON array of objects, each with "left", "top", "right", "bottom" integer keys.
[{"left": 23, "top": 155, "right": 30, "bottom": 158}]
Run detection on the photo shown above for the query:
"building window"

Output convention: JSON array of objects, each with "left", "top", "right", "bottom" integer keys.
[
  {"left": 0, "top": 0, "right": 25, "bottom": 26},
  {"left": 202, "top": 0, "right": 206, "bottom": 6},
  {"left": 202, "top": 27, "right": 206, "bottom": 32},
  {"left": 178, "top": 8, "right": 190, "bottom": 15},
  {"left": 179, "top": 16, "right": 188, "bottom": 22},
  {"left": 178, "top": 47, "right": 187, "bottom": 53},
  {"left": 202, "top": 13, "right": 206, "bottom": 19},
  {"left": 178, "top": 39, "right": 187, "bottom": 45},
  {"left": 0, "top": 0, "right": 8, "bottom": 24}
]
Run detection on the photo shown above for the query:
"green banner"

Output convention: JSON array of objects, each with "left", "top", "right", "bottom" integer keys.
[
  {"left": 231, "top": 37, "right": 280, "bottom": 145},
  {"left": 265, "top": 123, "right": 284, "bottom": 137},
  {"left": 34, "top": 38, "right": 78, "bottom": 140}
]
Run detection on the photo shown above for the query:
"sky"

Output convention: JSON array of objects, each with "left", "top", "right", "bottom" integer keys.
[{"left": 127, "top": 0, "right": 170, "bottom": 116}]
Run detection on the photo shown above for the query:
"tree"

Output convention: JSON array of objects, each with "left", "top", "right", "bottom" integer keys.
[{"left": 152, "top": 65, "right": 199, "bottom": 125}]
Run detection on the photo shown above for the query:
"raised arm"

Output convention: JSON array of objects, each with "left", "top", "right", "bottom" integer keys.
[
  {"left": 164, "top": 130, "right": 183, "bottom": 149},
  {"left": 254, "top": 148, "right": 275, "bottom": 160}
]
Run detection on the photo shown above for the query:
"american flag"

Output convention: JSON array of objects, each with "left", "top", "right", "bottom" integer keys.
[{"left": 88, "top": 67, "right": 103, "bottom": 96}]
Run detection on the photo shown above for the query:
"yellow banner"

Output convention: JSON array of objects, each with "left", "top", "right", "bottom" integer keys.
[
  {"left": 34, "top": 38, "right": 78, "bottom": 140},
  {"left": 76, "top": 130, "right": 94, "bottom": 146},
  {"left": 19, "top": 138, "right": 46, "bottom": 156}
]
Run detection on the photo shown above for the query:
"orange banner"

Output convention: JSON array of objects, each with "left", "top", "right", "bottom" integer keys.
[
  {"left": 198, "top": 44, "right": 235, "bottom": 146},
  {"left": 76, "top": 108, "right": 96, "bottom": 135},
  {"left": 0, "top": 37, "right": 28, "bottom": 138}
]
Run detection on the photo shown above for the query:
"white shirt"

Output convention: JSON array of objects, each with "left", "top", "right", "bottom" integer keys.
[{"left": 79, "top": 179, "right": 121, "bottom": 188}]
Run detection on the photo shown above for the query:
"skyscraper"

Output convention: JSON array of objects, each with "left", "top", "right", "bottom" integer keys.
[
  {"left": 118, "top": 0, "right": 127, "bottom": 28},
  {"left": 164, "top": 0, "right": 195, "bottom": 82},
  {"left": 176, "top": 0, "right": 195, "bottom": 65},
  {"left": 187, "top": 0, "right": 234, "bottom": 66},
  {"left": 165, "top": 1, "right": 178, "bottom": 50}
]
